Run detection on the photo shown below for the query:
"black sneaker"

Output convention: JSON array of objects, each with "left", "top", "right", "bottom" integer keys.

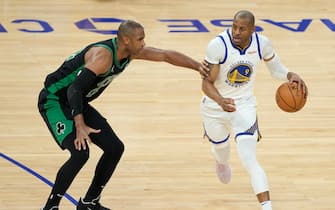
[
  {"left": 41, "top": 206, "right": 58, "bottom": 210},
  {"left": 76, "top": 197, "right": 110, "bottom": 210}
]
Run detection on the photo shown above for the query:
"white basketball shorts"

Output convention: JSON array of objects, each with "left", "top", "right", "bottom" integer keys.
[{"left": 200, "top": 95, "right": 261, "bottom": 144}]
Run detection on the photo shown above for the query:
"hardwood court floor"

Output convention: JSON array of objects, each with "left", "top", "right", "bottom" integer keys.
[{"left": 0, "top": 0, "right": 334, "bottom": 210}]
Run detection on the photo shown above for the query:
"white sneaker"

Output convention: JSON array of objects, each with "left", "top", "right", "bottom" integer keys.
[{"left": 215, "top": 161, "right": 231, "bottom": 184}]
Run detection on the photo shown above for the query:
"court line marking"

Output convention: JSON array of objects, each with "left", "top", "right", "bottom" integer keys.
[{"left": 0, "top": 152, "right": 77, "bottom": 206}]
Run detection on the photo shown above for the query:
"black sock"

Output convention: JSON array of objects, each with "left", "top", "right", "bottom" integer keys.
[
  {"left": 44, "top": 193, "right": 62, "bottom": 208},
  {"left": 84, "top": 186, "right": 103, "bottom": 202},
  {"left": 84, "top": 152, "right": 119, "bottom": 202}
]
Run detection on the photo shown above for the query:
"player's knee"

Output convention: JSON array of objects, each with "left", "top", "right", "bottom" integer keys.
[
  {"left": 114, "top": 140, "right": 125, "bottom": 158},
  {"left": 94, "top": 131, "right": 125, "bottom": 157},
  {"left": 71, "top": 150, "right": 89, "bottom": 165},
  {"left": 209, "top": 135, "right": 231, "bottom": 164},
  {"left": 236, "top": 135, "right": 258, "bottom": 171},
  {"left": 105, "top": 138, "right": 125, "bottom": 159}
]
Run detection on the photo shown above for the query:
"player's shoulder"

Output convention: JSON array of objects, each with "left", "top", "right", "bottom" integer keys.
[
  {"left": 254, "top": 32, "right": 273, "bottom": 49},
  {"left": 255, "top": 32, "right": 271, "bottom": 44},
  {"left": 208, "top": 31, "right": 228, "bottom": 48},
  {"left": 215, "top": 30, "right": 230, "bottom": 41}
]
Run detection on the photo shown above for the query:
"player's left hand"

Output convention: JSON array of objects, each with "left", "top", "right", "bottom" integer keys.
[{"left": 287, "top": 72, "right": 308, "bottom": 97}]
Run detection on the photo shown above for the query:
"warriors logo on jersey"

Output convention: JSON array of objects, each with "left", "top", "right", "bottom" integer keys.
[{"left": 226, "top": 61, "right": 254, "bottom": 87}]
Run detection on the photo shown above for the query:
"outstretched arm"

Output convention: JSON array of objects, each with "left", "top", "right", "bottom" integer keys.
[{"left": 134, "top": 46, "right": 209, "bottom": 77}]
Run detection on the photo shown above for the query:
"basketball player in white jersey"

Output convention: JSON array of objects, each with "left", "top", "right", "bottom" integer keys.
[{"left": 200, "top": 10, "right": 307, "bottom": 210}]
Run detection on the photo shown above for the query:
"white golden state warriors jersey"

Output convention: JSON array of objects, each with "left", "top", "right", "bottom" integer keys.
[{"left": 205, "top": 29, "right": 274, "bottom": 101}]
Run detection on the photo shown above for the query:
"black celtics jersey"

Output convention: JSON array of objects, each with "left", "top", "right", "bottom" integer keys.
[{"left": 43, "top": 38, "right": 130, "bottom": 103}]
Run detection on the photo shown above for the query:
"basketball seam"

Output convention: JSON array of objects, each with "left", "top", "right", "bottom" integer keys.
[
  {"left": 287, "top": 84, "right": 298, "bottom": 111},
  {"left": 278, "top": 93, "right": 296, "bottom": 111},
  {"left": 286, "top": 83, "right": 298, "bottom": 111}
]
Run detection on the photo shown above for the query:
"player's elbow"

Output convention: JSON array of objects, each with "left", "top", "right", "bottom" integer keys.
[{"left": 67, "top": 84, "right": 81, "bottom": 102}]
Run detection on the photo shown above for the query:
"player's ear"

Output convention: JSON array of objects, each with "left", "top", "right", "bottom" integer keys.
[{"left": 122, "top": 36, "right": 130, "bottom": 45}]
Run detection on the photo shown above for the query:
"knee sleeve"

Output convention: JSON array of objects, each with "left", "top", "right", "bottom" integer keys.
[
  {"left": 95, "top": 131, "right": 125, "bottom": 160},
  {"left": 236, "top": 134, "right": 269, "bottom": 194}
]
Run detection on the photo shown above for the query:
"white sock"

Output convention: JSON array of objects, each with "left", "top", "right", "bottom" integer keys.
[{"left": 261, "top": 200, "right": 272, "bottom": 210}]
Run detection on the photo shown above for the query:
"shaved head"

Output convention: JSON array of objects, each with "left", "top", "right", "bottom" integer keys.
[
  {"left": 234, "top": 10, "right": 255, "bottom": 26},
  {"left": 116, "top": 20, "right": 146, "bottom": 56},
  {"left": 117, "top": 20, "right": 144, "bottom": 38}
]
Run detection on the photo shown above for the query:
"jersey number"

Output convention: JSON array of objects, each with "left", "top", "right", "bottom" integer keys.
[{"left": 86, "top": 75, "right": 117, "bottom": 97}]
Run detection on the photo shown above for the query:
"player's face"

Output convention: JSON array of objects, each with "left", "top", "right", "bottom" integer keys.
[
  {"left": 231, "top": 17, "right": 255, "bottom": 49},
  {"left": 129, "top": 28, "right": 146, "bottom": 55}
]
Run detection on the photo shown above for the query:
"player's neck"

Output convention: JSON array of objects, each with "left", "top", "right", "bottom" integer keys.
[
  {"left": 115, "top": 38, "right": 131, "bottom": 61},
  {"left": 235, "top": 39, "right": 251, "bottom": 51}
]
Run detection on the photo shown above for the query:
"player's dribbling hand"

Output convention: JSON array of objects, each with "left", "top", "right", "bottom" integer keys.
[
  {"left": 287, "top": 72, "right": 308, "bottom": 97},
  {"left": 218, "top": 97, "right": 236, "bottom": 112}
]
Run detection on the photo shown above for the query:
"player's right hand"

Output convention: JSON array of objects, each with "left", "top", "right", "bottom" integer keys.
[
  {"left": 73, "top": 114, "right": 101, "bottom": 150},
  {"left": 218, "top": 97, "right": 236, "bottom": 112},
  {"left": 74, "top": 125, "right": 101, "bottom": 151}
]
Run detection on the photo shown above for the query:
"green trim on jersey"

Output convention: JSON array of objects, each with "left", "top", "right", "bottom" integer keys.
[
  {"left": 47, "top": 67, "right": 83, "bottom": 94},
  {"left": 93, "top": 43, "right": 113, "bottom": 53},
  {"left": 92, "top": 39, "right": 130, "bottom": 77},
  {"left": 66, "top": 48, "right": 84, "bottom": 62},
  {"left": 44, "top": 94, "right": 74, "bottom": 144}
]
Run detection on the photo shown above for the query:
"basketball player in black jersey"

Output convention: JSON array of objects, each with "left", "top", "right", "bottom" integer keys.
[{"left": 38, "top": 20, "right": 209, "bottom": 210}]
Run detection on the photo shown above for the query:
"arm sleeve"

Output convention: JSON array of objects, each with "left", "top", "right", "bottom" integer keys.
[
  {"left": 261, "top": 35, "right": 288, "bottom": 80},
  {"left": 261, "top": 35, "right": 275, "bottom": 60},
  {"left": 265, "top": 54, "right": 289, "bottom": 80},
  {"left": 205, "top": 37, "right": 226, "bottom": 64},
  {"left": 67, "top": 67, "right": 96, "bottom": 117}
]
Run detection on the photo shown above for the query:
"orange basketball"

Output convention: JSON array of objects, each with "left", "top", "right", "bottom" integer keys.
[{"left": 275, "top": 82, "right": 307, "bottom": 112}]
